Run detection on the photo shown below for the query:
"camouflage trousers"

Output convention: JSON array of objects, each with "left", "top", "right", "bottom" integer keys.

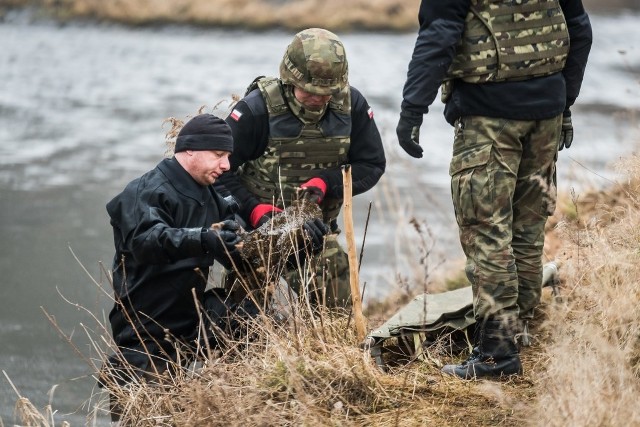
[
  {"left": 449, "top": 115, "right": 561, "bottom": 321},
  {"left": 284, "top": 233, "right": 352, "bottom": 308}
]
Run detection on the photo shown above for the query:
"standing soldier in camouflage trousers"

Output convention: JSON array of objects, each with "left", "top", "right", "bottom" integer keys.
[
  {"left": 397, "top": 0, "right": 592, "bottom": 379},
  {"left": 216, "top": 28, "right": 386, "bottom": 307}
]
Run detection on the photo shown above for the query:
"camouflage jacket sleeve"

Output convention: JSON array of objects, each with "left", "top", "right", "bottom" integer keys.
[
  {"left": 316, "top": 87, "right": 386, "bottom": 199},
  {"left": 400, "top": 0, "right": 470, "bottom": 115},
  {"left": 560, "top": 0, "right": 593, "bottom": 110}
]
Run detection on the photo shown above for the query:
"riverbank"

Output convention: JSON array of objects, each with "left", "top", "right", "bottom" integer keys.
[
  {"left": 10, "top": 154, "right": 640, "bottom": 426},
  {"left": 0, "top": 0, "right": 420, "bottom": 31},
  {"left": 1, "top": 0, "right": 636, "bottom": 31}
]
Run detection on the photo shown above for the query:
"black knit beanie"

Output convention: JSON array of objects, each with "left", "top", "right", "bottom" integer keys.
[{"left": 175, "top": 114, "right": 233, "bottom": 153}]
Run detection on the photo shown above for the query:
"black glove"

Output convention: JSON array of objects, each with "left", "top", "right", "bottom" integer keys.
[
  {"left": 222, "top": 195, "right": 240, "bottom": 215},
  {"left": 559, "top": 111, "right": 573, "bottom": 151},
  {"left": 287, "top": 218, "right": 330, "bottom": 268},
  {"left": 255, "top": 212, "right": 273, "bottom": 228},
  {"left": 299, "top": 177, "right": 327, "bottom": 204},
  {"left": 250, "top": 204, "right": 283, "bottom": 229},
  {"left": 302, "top": 218, "right": 329, "bottom": 253},
  {"left": 202, "top": 220, "right": 242, "bottom": 268},
  {"left": 396, "top": 111, "right": 424, "bottom": 158}
]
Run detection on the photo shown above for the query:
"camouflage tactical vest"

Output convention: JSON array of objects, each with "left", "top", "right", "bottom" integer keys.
[
  {"left": 238, "top": 77, "right": 352, "bottom": 222},
  {"left": 444, "top": 0, "right": 569, "bottom": 94}
]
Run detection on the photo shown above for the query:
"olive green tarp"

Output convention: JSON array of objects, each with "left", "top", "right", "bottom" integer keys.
[
  {"left": 365, "top": 262, "right": 560, "bottom": 369},
  {"left": 365, "top": 286, "right": 475, "bottom": 370},
  {"left": 368, "top": 286, "right": 475, "bottom": 341}
]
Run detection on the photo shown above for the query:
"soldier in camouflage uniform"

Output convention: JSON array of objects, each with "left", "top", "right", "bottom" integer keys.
[
  {"left": 397, "top": 0, "right": 592, "bottom": 378},
  {"left": 216, "top": 28, "right": 386, "bottom": 307}
]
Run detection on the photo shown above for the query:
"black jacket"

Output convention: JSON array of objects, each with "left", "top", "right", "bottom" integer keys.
[
  {"left": 106, "top": 157, "right": 234, "bottom": 358},
  {"left": 401, "top": 0, "right": 593, "bottom": 125},
  {"left": 216, "top": 85, "right": 386, "bottom": 222}
]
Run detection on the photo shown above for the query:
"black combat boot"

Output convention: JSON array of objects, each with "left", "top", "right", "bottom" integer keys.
[{"left": 441, "top": 319, "right": 522, "bottom": 379}]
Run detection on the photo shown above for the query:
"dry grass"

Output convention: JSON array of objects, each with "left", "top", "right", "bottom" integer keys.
[
  {"left": 9, "top": 153, "right": 640, "bottom": 426},
  {"left": 8, "top": 0, "right": 421, "bottom": 31},
  {"left": 70, "top": 308, "right": 537, "bottom": 426},
  {"left": 127, "top": 154, "right": 640, "bottom": 426},
  {"left": 5, "top": 95, "right": 640, "bottom": 426},
  {"left": 1, "top": 0, "right": 631, "bottom": 29},
  {"left": 4, "top": 124, "right": 640, "bottom": 427},
  {"left": 532, "top": 155, "right": 640, "bottom": 426},
  {"left": 9, "top": 153, "right": 640, "bottom": 425}
]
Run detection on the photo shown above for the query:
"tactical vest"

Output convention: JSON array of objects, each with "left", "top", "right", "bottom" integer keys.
[
  {"left": 443, "top": 0, "right": 570, "bottom": 99},
  {"left": 238, "top": 77, "right": 352, "bottom": 222}
]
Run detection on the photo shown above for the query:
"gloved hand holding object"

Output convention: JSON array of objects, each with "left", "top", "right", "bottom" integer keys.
[
  {"left": 285, "top": 218, "right": 330, "bottom": 269},
  {"left": 559, "top": 110, "right": 573, "bottom": 151},
  {"left": 202, "top": 220, "right": 243, "bottom": 268},
  {"left": 302, "top": 218, "right": 329, "bottom": 253},
  {"left": 396, "top": 110, "right": 424, "bottom": 158},
  {"left": 299, "top": 177, "right": 327, "bottom": 204},
  {"left": 250, "top": 204, "right": 283, "bottom": 228}
]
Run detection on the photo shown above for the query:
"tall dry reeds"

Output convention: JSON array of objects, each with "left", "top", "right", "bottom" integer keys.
[
  {"left": 531, "top": 155, "right": 640, "bottom": 426},
  {"left": 19, "top": 0, "right": 421, "bottom": 31},
  {"left": 6, "top": 118, "right": 640, "bottom": 425},
  {"left": 7, "top": 184, "right": 523, "bottom": 426},
  {"left": 2, "top": 0, "right": 630, "bottom": 29}
]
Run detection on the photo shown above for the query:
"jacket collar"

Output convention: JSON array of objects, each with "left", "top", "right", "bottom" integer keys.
[{"left": 157, "top": 157, "right": 210, "bottom": 203}]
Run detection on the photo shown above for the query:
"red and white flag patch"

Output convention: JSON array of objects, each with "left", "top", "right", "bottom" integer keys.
[
  {"left": 367, "top": 107, "right": 374, "bottom": 119},
  {"left": 230, "top": 109, "right": 243, "bottom": 121}
]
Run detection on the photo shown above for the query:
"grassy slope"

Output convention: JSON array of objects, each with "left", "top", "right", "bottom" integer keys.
[
  {"left": 531, "top": 156, "right": 640, "bottom": 426},
  {"left": 12, "top": 156, "right": 640, "bottom": 426}
]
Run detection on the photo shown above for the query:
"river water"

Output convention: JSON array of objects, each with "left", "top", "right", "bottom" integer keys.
[{"left": 1, "top": 10, "right": 639, "bottom": 425}]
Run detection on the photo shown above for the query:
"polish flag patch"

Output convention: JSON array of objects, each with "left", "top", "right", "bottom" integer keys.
[
  {"left": 230, "top": 109, "right": 243, "bottom": 121},
  {"left": 367, "top": 107, "right": 374, "bottom": 119}
]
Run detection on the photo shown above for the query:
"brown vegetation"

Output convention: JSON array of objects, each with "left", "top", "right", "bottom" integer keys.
[
  {"left": 532, "top": 155, "right": 640, "bottom": 426},
  {"left": 7, "top": 153, "right": 640, "bottom": 426},
  {"left": 2, "top": 0, "right": 421, "bottom": 31},
  {"left": 0, "top": 0, "right": 634, "bottom": 30}
]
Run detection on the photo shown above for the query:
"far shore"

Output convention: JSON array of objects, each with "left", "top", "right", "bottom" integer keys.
[{"left": 0, "top": 0, "right": 636, "bottom": 31}]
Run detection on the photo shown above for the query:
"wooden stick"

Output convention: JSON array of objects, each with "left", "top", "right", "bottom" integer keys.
[
  {"left": 342, "top": 164, "right": 367, "bottom": 342},
  {"left": 345, "top": 202, "right": 371, "bottom": 334}
]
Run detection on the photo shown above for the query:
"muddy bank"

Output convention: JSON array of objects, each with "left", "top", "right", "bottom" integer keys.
[
  {"left": 1, "top": 0, "right": 636, "bottom": 30},
  {"left": 585, "top": 0, "right": 640, "bottom": 13},
  {"left": 0, "top": 0, "right": 419, "bottom": 31}
]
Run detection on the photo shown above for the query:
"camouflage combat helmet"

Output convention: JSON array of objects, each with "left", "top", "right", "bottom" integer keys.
[{"left": 279, "top": 28, "right": 349, "bottom": 96}]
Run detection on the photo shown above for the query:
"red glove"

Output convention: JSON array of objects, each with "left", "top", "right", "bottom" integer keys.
[
  {"left": 249, "top": 204, "right": 283, "bottom": 229},
  {"left": 299, "top": 177, "right": 327, "bottom": 204}
]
